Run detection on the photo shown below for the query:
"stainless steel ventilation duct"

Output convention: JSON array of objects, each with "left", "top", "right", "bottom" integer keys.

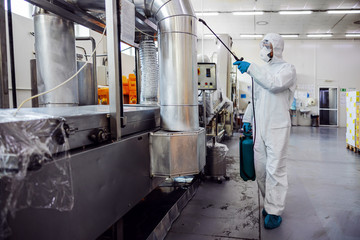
[{"left": 132, "top": 0, "right": 198, "bottom": 132}]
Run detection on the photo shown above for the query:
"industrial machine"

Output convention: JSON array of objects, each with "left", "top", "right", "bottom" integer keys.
[
  {"left": 0, "top": 0, "right": 205, "bottom": 239},
  {"left": 197, "top": 35, "right": 235, "bottom": 141}
]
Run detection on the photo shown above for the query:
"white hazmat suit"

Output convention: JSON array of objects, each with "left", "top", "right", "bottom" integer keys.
[{"left": 243, "top": 33, "right": 297, "bottom": 216}]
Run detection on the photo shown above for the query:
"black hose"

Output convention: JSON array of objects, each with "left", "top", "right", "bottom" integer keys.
[{"left": 7, "top": 0, "right": 17, "bottom": 108}]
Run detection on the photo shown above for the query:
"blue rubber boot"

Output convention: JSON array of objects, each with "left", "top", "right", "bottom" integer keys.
[
  {"left": 262, "top": 208, "right": 268, "bottom": 217},
  {"left": 264, "top": 214, "right": 282, "bottom": 229}
]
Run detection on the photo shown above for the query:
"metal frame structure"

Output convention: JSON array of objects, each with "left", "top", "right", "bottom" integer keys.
[
  {"left": 0, "top": 0, "right": 9, "bottom": 108},
  {"left": 26, "top": 0, "right": 106, "bottom": 33},
  {"left": 106, "top": 0, "right": 125, "bottom": 139}
]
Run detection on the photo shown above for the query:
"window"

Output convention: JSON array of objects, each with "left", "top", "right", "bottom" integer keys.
[{"left": 6, "top": 0, "right": 32, "bottom": 19}]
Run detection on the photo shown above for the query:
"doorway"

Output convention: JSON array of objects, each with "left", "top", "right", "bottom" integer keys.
[{"left": 319, "top": 87, "right": 338, "bottom": 126}]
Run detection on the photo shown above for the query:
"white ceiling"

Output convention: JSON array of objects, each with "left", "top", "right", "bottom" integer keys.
[{"left": 191, "top": 0, "right": 360, "bottom": 39}]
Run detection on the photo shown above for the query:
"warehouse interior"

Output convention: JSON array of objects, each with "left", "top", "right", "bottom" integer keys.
[{"left": 0, "top": 0, "right": 359, "bottom": 239}]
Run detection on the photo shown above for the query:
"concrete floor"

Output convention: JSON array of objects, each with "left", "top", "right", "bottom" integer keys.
[{"left": 165, "top": 127, "right": 360, "bottom": 240}]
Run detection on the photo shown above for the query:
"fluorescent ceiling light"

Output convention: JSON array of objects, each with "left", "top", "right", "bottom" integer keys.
[
  {"left": 232, "top": 11, "right": 264, "bottom": 15},
  {"left": 281, "top": 34, "right": 299, "bottom": 38},
  {"left": 307, "top": 34, "right": 333, "bottom": 38},
  {"left": 346, "top": 34, "right": 360, "bottom": 37},
  {"left": 327, "top": 10, "right": 360, "bottom": 14},
  {"left": 196, "top": 12, "right": 219, "bottom": 16},
  {"left": 240, "top": 34, "right": 263, "bottom": 38},
  {"left": 279, "top": 11, "right": 312, "bottom": 15}
]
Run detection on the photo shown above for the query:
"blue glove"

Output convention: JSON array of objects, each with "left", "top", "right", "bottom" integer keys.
[
  {"left": 242, "top": 122, "right": 251, "bottom": 133},
  {"left": 233, "top": 61, "right": 251, "bottom": 74}
]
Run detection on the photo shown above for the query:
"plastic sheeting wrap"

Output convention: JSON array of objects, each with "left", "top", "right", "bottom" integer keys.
[
  {"left": 205, "top": 90, "right": 233, "bottom": 122},
  {"left": 0, "top": 111, "right": 73, "bottom": 239},
  {"left": 205, "top": 142, "right": 228, "bottom": 177}
]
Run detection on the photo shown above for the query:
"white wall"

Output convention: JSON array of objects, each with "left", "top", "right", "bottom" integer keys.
[
  {"left": 7, "top": 13, "right": 35, "bottom": 108},
  {"left": 197, "top": 38, "right": 360, "bottom": 127}
]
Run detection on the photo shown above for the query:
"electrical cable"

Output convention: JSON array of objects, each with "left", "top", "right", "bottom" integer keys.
[
  {"left": 14, "top": 26, "right": 107, "bottom": 116},
  {"left": 135, "top": 26, "right": 157, "bottom": 39}
]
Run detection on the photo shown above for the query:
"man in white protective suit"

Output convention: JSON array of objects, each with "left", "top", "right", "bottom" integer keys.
[{"left": 234, "top": 33, "right": 297, "bottom": 229}]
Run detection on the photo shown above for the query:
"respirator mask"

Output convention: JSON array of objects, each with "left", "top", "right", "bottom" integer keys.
[{"left": 259, "top": 39, "right": 272, "bottom": 62}]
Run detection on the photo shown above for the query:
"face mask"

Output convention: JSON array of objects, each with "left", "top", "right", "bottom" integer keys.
[{"left": 260, "top": 47, "right": 272, "bottom": 62}]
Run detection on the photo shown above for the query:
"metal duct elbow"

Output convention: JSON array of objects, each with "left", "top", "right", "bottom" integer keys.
[{"left": 134, "top": 0, "right": 198, "bottom": 131}]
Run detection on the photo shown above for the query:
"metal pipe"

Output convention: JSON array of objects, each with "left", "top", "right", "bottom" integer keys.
[
  {"left": 76, "top": 37, "right": 97, "bottom": 89},
  {"left": 76, "top": 46, "right": 88, "bottom": 61},
  {"left": 6, "top": 0, "right": 17, "bottom": 108},
  {"left": 76, "top": 37, "right": 98, "bottom": 104},
  {"left": 133, "top": 0, "right": 199, "bottom": 131}
]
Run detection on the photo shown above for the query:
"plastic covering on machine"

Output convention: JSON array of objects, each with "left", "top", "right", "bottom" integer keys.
[
  {"left": 205, "top": 142, "right": 229, "bottom": 177},
  {"left": 0, "top": 111, "right": 73, "bottom": 239},
  {"left": 204, "top": 90, "right": 233, "bottom": 123}
]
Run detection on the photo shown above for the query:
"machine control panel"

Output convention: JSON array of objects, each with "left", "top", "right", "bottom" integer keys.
[{"left": 197, "top": 63, "right": 217, "bottom": 90}]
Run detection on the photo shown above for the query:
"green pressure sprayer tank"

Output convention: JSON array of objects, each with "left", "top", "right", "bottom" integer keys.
[{"left": 239, "top": 132, "right": 256, "bottom": 181}]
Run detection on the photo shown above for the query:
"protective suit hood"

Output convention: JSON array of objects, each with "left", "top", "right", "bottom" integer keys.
[{"left": 263, "top": 33, "right": 284, "bottom": 64}]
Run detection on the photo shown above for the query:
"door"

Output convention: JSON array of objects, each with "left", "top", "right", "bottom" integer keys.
[{"left": 319, "top": 87, "right": 338, "bottom": 126}]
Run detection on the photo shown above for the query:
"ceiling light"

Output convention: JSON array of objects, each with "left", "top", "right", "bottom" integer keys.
[
  {"left": 307, "top": 34, "right": 333, "bottom": 38},
  {"left": 233, "top": 11, "right": 264, "bottom": 15},
  {"left": 281, "top": 34, "right": 299, "bottom": 38},
  {"left": 327, "top": 10, "right": 360, "bottom": 14},
  {"left": 240, "top": 34, "right": 263, "bottom": 38},
  {"left": 196, "top": 12, "right": 219, "bottom": 16},
  {"left": 346, "top": 34, "right": 360, "bottom": 37},
  {"left": 256, "top": 21, "right": 268, "bottom": 25},
  {"left": 279, "top": 11, "right": 312, "bottom": 15}
]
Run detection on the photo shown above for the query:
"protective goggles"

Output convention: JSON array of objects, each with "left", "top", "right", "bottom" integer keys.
[{"left": 259, "top": 39, "right": 272, "bottom": 50}]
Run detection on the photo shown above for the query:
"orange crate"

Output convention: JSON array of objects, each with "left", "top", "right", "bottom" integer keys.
[
  {"left": 122, "top": 76, "right": 129, "bottom": 95},
  {"left": 129, "top": 74, "right": 137, "bottom": 91},
  {"left": 129, "top": 90, "right": 137, "bottom": 104},
  {"left": 98, "top": 87, "right": 109, "bottom": 105}
]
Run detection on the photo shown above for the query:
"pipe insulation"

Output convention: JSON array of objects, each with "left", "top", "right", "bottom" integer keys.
[{"left": 139, "top": 39, "right": 159, "bottom": 104}]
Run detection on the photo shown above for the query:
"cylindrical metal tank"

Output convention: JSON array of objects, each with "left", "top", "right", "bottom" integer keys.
[
  {"left": 34, "top": 9, "right": 78, "bottom": 107},
  {"left": 77, "top": 61, "right": 96, "bottom": 105}
]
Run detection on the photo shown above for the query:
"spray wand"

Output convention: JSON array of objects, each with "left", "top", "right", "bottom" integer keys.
[
  {"left": 198, "top": 18, "right": 243, "bottom": 62},
  {"left": 198, "top": 18, "right": 256, "bottom": 145}
]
